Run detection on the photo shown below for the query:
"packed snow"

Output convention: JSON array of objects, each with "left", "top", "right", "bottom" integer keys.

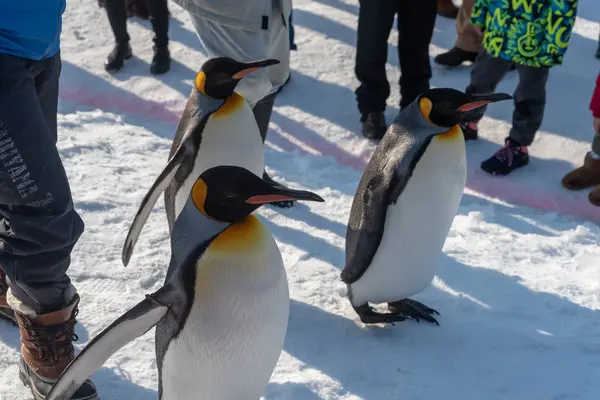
[{"left": 0, "top": 0, "right": 599, "bottom": 399}]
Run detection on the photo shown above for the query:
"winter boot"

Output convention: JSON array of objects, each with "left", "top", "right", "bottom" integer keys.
[
  {"left": 596, "top": 40, "right": 600, "bottom": 59},
  {"left": 481, "top": 137, "right": 529, "bottom": 176},
  {"left": 459, "top": 121, "right": 478, "bottom": 141},
  {"left": 562, "top": 152, "right": 600, "bottom": 190},
  {"left": 150, "top": 46, "right": 171, "bottom": 75},
  {"left": 0, "top": 269, "right": 15, "bottom": 323},
  {"left": 104, "top": 42, "right": 132, "bottom": 72},
  {"left": 434, "top": 47, "right": 478, "bottom": 67},
  {"left": 14, "top": 293, "right": 98, "bottom": 399},
  {"left": 361, "top": 112, "right": 387, "bottom": 140},
  {"left": 437, "top": 0, "right": 458, "bottom": 19}
]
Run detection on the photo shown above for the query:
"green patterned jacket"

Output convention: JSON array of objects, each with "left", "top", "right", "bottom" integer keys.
[{"left": 470, "top": 0, "right": 578, "bottom": 67}]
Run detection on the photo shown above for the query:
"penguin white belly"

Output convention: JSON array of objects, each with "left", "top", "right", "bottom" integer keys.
[
  {"left": 350, "top": 133, "right": 466, "bottom": 306},
  {"left": 160, "top": 216, "right": 289, "bottom": 400},
  {"left": 174, "top": 99, "right": 265, "bottom": 219}
]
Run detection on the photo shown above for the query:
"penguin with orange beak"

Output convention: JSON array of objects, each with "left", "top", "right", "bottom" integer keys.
[
  {"left": 121, "top": 57, "right": 288, "bottom": 263},
  {"left": 342, "top": 88, "right": 512, "bottom": 325},
  {"left": 48, "top": 165, "right": 324, "bottom": 400}
]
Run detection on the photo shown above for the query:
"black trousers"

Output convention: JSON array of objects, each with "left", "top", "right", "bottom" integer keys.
[
  {"left": 355, "top": 0, "right": 437, "bottom": 114},
  {"left": 0, "top": 52, "right": 84, "bottom": 314},
  {"left": 105, "top": 0, "right": 169, "bottom": 47}
]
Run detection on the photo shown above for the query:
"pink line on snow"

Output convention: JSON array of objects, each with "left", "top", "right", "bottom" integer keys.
[{"left": 58, "top": 88, "right": 600, "bottom": 224}]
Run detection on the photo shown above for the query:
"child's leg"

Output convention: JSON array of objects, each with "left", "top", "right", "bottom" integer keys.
[
  {"left": 509, "top": 65, "right": 549, "bottom": 146},
  {"left": 464, "top": 51, "right": 511, "bottom": 123}
]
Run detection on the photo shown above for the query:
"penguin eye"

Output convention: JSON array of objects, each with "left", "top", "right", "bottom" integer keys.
[{"left": 223, "top": 193, "right": 237, "bottom": 201}]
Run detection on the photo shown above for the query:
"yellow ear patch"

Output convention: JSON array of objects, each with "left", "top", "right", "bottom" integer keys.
[
  {"left": 195, "top": 71, "right": 207, "bottom": 95},
  {"left": 191, "top": 179, "right": 210, "bottom": 217},
  {"left": 208, "top": 215, "right": 267, "bottom": 254},
  {"left": 419, "top": 97, "right": 433, "bottom": 123},
  {"left": 211, "top": 93, "right": 244, "bottom": 119},
  {"left": 435, "top": 124, "right": 462, "bottom": 142}
]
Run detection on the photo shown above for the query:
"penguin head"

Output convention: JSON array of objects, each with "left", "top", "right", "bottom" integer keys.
[
  {"left": 418, "top": 88, "right": 512, "bottom": 128},
  {"left": 191, "top": 166, "right": 324, "bottom": 223},
  {"left": 195, "top": 57, "right": 280, "bottom": 99}
]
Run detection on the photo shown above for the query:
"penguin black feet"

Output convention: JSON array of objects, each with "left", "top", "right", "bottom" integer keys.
[
  {"left": 387, "top": 299, "right": 440, "bottom": 325},
  {"left": 262, "top": 171, "right": 296, "bottom": 208},
  {"left": 353, "top": 304, "right": 409, "bottom": 325}
]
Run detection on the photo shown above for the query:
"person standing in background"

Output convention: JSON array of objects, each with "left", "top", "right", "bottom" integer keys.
[
  {"left": 354, "top": 0, "right": 438, "bottom": 139},
  {"left": 459, "top": 0, "right": 578, "bottom": 176},
  {"left": 171, "top": 0, "right": 295, "bottom": 207},
  {"left": 100, "top": 0, "right": 171, "bottom": 74},
  {"left": 0, "top": 1, "right": 98, "bottom": 398},
  {"left": 434, "top": 0, "right": 481, "bottom": 67},
  {"left": 562, "top": 71, "right": 600, "bottom": 206}
]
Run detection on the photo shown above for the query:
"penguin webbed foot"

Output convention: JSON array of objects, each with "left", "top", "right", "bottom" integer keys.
[
  {"left": 387, "top": 299, "right": 440, "bottom": 325},
  {"left": 353, "top": 304, "right": 409, "bottom": 326}
]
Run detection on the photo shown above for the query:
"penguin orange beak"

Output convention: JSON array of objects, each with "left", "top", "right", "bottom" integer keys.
[
  {"left": 457, "top": 93, "right": 513, "bottom": 112},
  {"left": 232, "top": 59, "right": 280, "bottom": 79},
  {"left": 247, "top": 187, "right": 324, "bottom": 204}
]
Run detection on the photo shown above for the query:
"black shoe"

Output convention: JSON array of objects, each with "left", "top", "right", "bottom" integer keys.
[
  {"left": 104, "top": 42, "right": 132, "bottom": 72},
  {"left": 434, "top": 47, "right": 478, "bottom": 67},
  {"left": 459, "top": 121, "right": 478, "bottom": 141},
  {"left": 596, "top": 43, "right": 600, "bottom": 59},
  {"left": 480, "top": 137, "right": 529, "bottom": 176},
  {"left": 361, "top": 112, "right": 387, "bottom": 140},
  {"left": 262, "top": 171, "right": 296, "bottom": 208},
  {"left": 151, "top": 46, "right": 171, "bottom": 75}
]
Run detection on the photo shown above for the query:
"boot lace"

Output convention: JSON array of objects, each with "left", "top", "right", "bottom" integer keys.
[{"left": 25, "top": 309, "right": 79, "bottom": 364}]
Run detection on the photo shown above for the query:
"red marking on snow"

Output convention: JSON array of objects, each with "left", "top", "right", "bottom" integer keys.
[{"left": 58, "top": 89, "right": 600, "bottom": 224}]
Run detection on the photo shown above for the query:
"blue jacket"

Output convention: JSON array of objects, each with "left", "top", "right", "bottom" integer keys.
[{"left": 0, "top": 0, "right": 66, "bottom": 60}]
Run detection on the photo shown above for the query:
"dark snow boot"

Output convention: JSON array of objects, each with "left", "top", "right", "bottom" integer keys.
[
  {"left": 596, "top": 41, "right": 600, "bottom": 59},
  {"left": 459, "top": 121, "right": 478, "bottom": 141},
  {"left": 434, "top": 47, "right": 477, "bottom": 67},
  {"left": 15, "top": 294, "right": 98, "bottom": 399},
  {"left": 481, "top": 137, "right": 529, "bottom": 176},
  {"left": 104, "top": 42, "right": 132, "bottom": 72},
  {"left": 0, "top": 269, "right": 15, "bottom": 323},
  {"left": 361, "top": 111, "right": 387, "bottom": 140},
  {"left": 150, "top": 46, "right": 170, "bottom": 75}
]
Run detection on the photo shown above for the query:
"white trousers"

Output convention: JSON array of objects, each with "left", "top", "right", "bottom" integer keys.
[{"left": 188, "top": 1, "right": 291, "bottom": 106}]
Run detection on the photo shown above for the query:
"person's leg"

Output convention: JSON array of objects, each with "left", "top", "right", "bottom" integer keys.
[
  {"left": 460, "top": 51, "right": 511, "bottom": 140},
  {"left": 396, "top": 0, "right": 437, "bottom": 109},
  {"left": 0, "top": 52, "right": 96, "bottom": 399},
  {"left": 104, "top": 0, "right": 133, "bottom": 71},
  {"left": 147, "top": 0, "right": 171, "bottom": 74},
  {"left": 434, "top": 0, "right": 481, "bottom": 67},
  {"left": 354, "top": 0, "right": 397, "bottom": 139},
  {"left": 480, "top": 65, "right": 548, "bottom": 176}
]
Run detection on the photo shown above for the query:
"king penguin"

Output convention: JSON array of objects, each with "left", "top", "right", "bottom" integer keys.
[
  {"left": 120, "top": 57, "right": 280, "bottom": 266},
  {"left": 47, "top": 165, "right": 324, "bottom": 400},
  {"left": 342, "top": 88, "right": 512, "bottom": 325}
]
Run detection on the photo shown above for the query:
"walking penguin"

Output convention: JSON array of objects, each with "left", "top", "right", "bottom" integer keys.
[
  {"left": 121, "top": 56, "right": 280, "bottom": 265},
  {"left": 342, "top": 88, "right": 512, "bottom": 325},
  {"left": 47, "top": 165, "right": 324, "bottom": 400}
]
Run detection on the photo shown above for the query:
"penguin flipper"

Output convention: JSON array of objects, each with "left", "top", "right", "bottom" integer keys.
[
  {"left": 46, "top": 289, "right": 173, "bottom": 400},
  {"left": 341, "top": 169, "right": 410, "bottom": 284}
]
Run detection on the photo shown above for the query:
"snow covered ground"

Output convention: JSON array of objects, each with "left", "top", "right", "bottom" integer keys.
[{"left": 0, "top": 0, "right": 599, "bottom": 399}]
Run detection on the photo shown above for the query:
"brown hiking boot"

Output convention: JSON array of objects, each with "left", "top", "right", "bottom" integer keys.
[
  {"left": 15, "top": 293, "right": 98, "bottom": 399},
  {"left": 562, "top": 152, "right": 600, "bottom": 190},
  {"left": 0, "top": 269, "right": 15, "bottom": 323},
  {"left": 437, "top": 0, "right": 458, "bottom": 19}
]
